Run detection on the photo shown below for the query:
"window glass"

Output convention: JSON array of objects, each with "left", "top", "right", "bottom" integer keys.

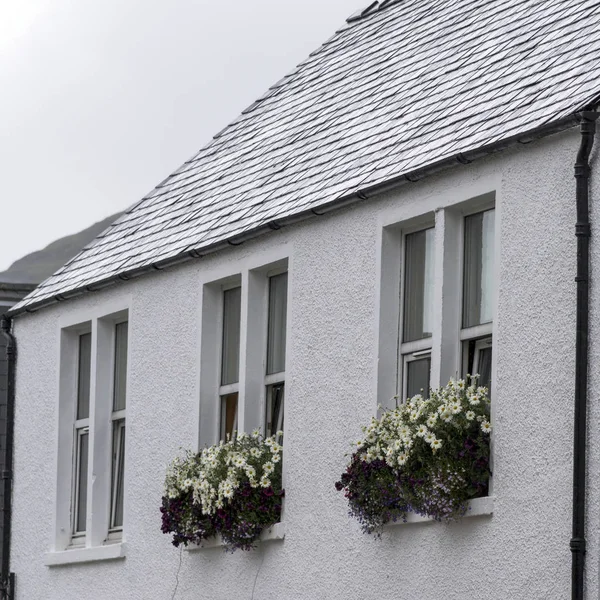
[
  {"left": 463, "top": 209, "right": 495, "bottom": 328},
  {"left": 406, "top": 356, "right": 431, "bottom": 399},
  {"left": 113, "top": 322, "right": 128, "bottom": 412},
  {"left": 266, "top": 383, "right": 285, "bottom": 438},
  {"left": 111, "top": 421, "right": 126, "bottom": 528},
  {"left": 221, "top": 287, "right": 241, "bottom": 386},
  {"left": 403, "top": 228, "right": 435, "bottom": 342},
  {"left": 267, "top": 273, "right": 288, "bottom": 375},
  {"left": 220, "top": 393, "right": 238, "bottom": 440},
  {"left": 477, "top": 347, "right": 493, "bottom": 392},
  {"left": 75, "top": 431, "right": 89, "bottom": 533},
  {"left": 77, "top": 333, "right": 91, "bottom": 420}
]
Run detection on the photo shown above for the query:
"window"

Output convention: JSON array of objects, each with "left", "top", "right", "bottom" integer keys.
[
  {"left": 220, "top": 286, "right": 241, "bottom": 440},
  {"left": 265, "top": 272, "right": 288, "bottom": 438},
  {"left": 400, "top": 227, "right": 434, "bottom": 400},
  {"left": 72, "top": 331, "right": 91, "bottom": 542},
  {"left": 199, "top": 259, "right": 289, "bottom": 449},
  {"left": 54, "top": 310, "right": 130, "bottom": 557},
  {"left": 109, "top": 321, "right": 128, "bottom": 534},
  {"left": 461, "top": 209, "right": 495, "bottom": 391}
]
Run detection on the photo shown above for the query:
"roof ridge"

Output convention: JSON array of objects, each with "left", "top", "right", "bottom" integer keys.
[{"left": 346, "top": 0, "right": 401, "bottom": 23}]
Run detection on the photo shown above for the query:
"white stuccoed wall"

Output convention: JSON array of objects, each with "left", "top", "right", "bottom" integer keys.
[{"left": 11, "top": 127, "right": 600, "bottom": 599}]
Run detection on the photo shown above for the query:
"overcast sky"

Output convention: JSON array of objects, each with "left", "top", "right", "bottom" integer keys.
[{"left": 0, "top": 0, "right": 361, "bottom": 271}]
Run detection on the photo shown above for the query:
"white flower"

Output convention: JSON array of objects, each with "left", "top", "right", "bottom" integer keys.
[
  {"left": 481, "top": 421, "right": 492, "bottom": 434},
  {"left": 469, "top": 395, "right": 481, "bottom": 406},
  {"left": 451, "top": 402, "right": 462, "bottom": 414},
  {"left": 397, "top": 453, "right": 408, "bottom": 466},
  {"left": 263, "top": 462, "right": 274, "bottom": 475},
  {"left": 233, "top": 456, "right": 246, "bottom": 468},
  {"left": 271, "top": 452, "right": 281, "bottom": 463},
  {"left": 431, "top": 438, "right": 442, "bottom": 451},
  {"left": 222, "top": 483, "right": 234, "bottom": 499},
  {"left": 245, "top": 465, "right": 256, "bottom": 478},
  {"left": 466, "top": 411, "right": 476, "bottom": 421},
  {"left": 271, "top": 443, "right": 282, "bottom": 454},
  {"left": 424, "top": 432, "right": 435, "bottom": 444},
  {"left": 250, "top": 448, "right": 261, "bottom": 458},
  {"left": 409, "top": 410, "right": 419, "bottom": 421},
  {"left": 416, "top": 424, "right": 428, "bottom": 438},
  {"left": 260, "top": 476, "right": 271, "bottom": 488},
  {"left": 440, "top": 410, "right": 453, "bottom": 422},
  {"left": 426, "top": 413, "right": 438, "bottom": 427}
]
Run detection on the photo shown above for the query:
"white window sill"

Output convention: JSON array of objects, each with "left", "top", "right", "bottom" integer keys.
[
  {"left": 387, "top": 496, "right": 494, "bottom": 527},
  {"left": 45, "top": 542, "right": 126, "bottom": 566},
  {"left": 185, "top": 522, "right": 285, "bottom": 551}
]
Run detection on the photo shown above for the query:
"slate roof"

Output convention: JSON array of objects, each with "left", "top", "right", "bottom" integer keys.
[{"left": 12, "top": 0, "right": 600, "bottom": 314}]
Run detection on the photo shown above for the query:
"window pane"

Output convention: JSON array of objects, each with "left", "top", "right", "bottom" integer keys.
[
  {"left": 266, "top": 383, "right": 284, "bottom": 438},
  {"left": 111, "top": 421, "right": 126, "bottom": 528},
  {"left": 77, "top": 333, "right": 91, "bottom": 420},
  {"left": 464, "top": 338, "right": 493, "bottom": 394},
  {"left": 403, "top": 228, "right": 434, "bottom": 342},
  {"left": 113, "top": 322, "right": 128, "bottom": 412},
  {"left": 406, "top": 357, "right": 431, "bottom": 399},
  {"left": 267, "top": 273, "right": 288, "bottom": 375},
  {"left": 463, "top": 209, "right": 495, "bottom": 328},
  {"left": 220, "top": 393, "right": 238, "bottom": 441},
  {"left": 221, "top": 287, "right": 241, "bottom": 385},
  {"left": 75, "top": 431, "right": 89, "bottom": 533},
  {"left": 476, "top": 347, "right": 493, "bottom": 393}
]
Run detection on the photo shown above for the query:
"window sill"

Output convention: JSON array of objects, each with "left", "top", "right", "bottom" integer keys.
[
  {"left": 45, "top": 542, "right": 126, "bottom": 566},
  {"left": 185, "top": 522, "right": 285, "bottom": 551},
  {"left": 386, "top": 496, "right": 494, "bottom": 527}
]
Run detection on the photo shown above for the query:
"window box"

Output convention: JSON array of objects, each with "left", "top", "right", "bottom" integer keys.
[{"left": 185, "top": 522, "right": 285, "bottom": 551}]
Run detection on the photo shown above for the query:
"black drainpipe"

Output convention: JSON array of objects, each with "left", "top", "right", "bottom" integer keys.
[
  {"left": 0, "top": 317, "right": 15, "bottom": 600},
  {"left": 571, "top": 111, "right": 598, "bottom": 600}
]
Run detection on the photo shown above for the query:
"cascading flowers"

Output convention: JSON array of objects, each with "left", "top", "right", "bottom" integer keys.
[
  {"left": 161, "top": 430, "right": 284, "bottom": 552},
  {"left": 335, "top": 377, "right": 491, "bottom": 534}
]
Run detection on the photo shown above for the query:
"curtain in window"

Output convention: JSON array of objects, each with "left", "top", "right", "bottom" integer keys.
[
  {"left": 113, "top": 322, "right": 128, "bottom": 411},
  {"left": 463, "top": 210, "right": 495, "bottom": 327},
  {"left": 77, "top": 333, "right": 91, "bottom": 420},
  {"left": 403, "top": 228, "right": 434, "bottom": 342},
  {"left": 221, "top": 287, "right": 241, "bottom": 385},
  {"left": 267, "top": 273, "right": 288, "bottom": 375},
  {"left": 406, "top": 357, "right": 431, "bottom": 399}
]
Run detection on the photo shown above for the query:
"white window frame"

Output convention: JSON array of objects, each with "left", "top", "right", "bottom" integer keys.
[
  {"left": 377, "top": 188, "right": 498, "bottom": 400},
  {"left": 197, "top": 250, "right": 291, "bottom": 526},
  {"left": 70, "top": 426, "right": 89, "bottom": 545},
  {"left": 107, "top": 317, "right": 128, "bottom": 539},
  {"left": 459, "top": 204, "right": 496, "bottom": 388},
  {"left": 52, "top": 300, "right": 131, "bottom": 558},
  {"left": 397, "top": 221, "right": 436, "bottom": 403},
  {"left": 218, "top": 280, "right": 242, "bottom": 441},
  {"left": 263, "top": 266, "right": 288, "bottom": 437}
]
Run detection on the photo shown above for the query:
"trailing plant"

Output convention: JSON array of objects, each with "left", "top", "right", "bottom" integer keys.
[
  {"left": 335, "top": 377, "right": 491, "bottom": 533},
  {"left": 161, "top": 431, "right": 284, "bottom": 552}
]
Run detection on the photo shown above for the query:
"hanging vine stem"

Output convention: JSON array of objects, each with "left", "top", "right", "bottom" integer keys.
[{"left": 170, "top": 546, "right": 183, "bottom": 600}]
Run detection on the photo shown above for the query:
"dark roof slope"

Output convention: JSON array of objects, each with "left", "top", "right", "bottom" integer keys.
[
  {"left": 0, "top": 213, "right": 122, "bottom": 284},
  {"left": 13, "top": 0, "right": 600, "bottom": 313}
]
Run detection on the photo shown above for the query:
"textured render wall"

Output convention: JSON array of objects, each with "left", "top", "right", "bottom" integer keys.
[{"left": 11, "top": 127, "right": 600, "bottom": 599}]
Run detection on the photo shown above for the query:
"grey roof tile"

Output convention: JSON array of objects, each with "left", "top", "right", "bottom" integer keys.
[{"left": 12, "top": 0, "right": 600, "bottom": 313}]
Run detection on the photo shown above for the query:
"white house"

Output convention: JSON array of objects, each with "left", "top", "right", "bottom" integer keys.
[{"left": 4, "top": 0, "right": 600, "bottom": 598}]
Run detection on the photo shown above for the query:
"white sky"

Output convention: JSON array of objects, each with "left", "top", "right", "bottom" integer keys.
[{"left": 0, "top": 0, "right": 361, "bottom": 271}]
